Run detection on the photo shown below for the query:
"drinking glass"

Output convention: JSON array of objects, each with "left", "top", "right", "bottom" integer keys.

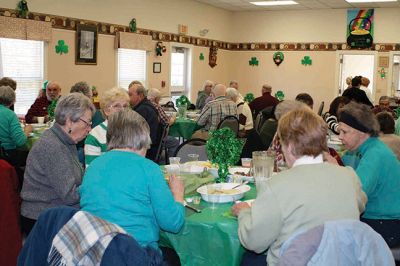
[
  {"left": 177, "top": 104, "right": 187, "bottom": 119},
  {"left": 252, "top": 151, "right": 275, "bottom": 193},
  {"left": 169, "top": 157, "right": 181, "bottom": 165},
  {"left": 187, "top": 154, "right": 199, "bottom": 162},
  {"left": 207, "top": 183, "right": 221, "bottom": 209}
]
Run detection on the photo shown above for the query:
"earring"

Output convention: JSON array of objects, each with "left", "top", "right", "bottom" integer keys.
[{"left": 68, "top": 128, "right": 72, "bottom": 134}]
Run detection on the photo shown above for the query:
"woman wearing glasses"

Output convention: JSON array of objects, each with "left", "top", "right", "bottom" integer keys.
[
  {"left": 20, "top": 93, "right": 95, "bottom": 235},
  {"left": 84, "top": 87, "right": 129, "bottom": 167}
]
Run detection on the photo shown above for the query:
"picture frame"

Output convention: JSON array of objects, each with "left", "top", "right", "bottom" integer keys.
[
  {"left": 76, "top": 24, "right": 98, "bottom": 65},
  {"left": 153, "top": 62, "right": 161, "bottom": 73}
]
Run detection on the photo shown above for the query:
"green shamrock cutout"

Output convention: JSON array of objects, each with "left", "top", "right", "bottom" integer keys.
[
  {"left": 249, "top": 57, "right": 259, "bottom": 66},
  {"left": 199, "top": 53, "right": 204, "bottom": 60},
  {"left": 301, "top": 56, "right": 312, "bottom": 66},
  {"left": 55, "top": 40, "right": 68, "bottom": 55},
  {"left": 275, "top": 91, "right": 285, "bottom": 101}
]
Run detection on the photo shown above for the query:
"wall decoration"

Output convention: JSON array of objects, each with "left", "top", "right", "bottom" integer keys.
[
  {"left": 378, "top": 56, "right": 389, "bottom": 68},
  {"left": 378, "top": 67, "right": 386, "bottom": 79},
  {"left": 199, "top": 53, "right": 204, "bottom": 60},
  {"left": 244, "top": 93, "right": 255, "bottom": 103},
  {"left": 346, "top": 9, "right": 374, "bottom": 49},
  {"left": 55, "top": 40, "right": 68, "bottom": 55},
  {"left": 153, "top": 62, "right": 161, "bottom": 73},
  {"left": 249, "top": 57, "right": 259, "bottom": 66},
  {"left": 209, "top": 46, "right": 218, "bottom": 68},
  {"left": 273, "top": 52, "right": 284, "bottom": 66},
  {"left": 178, "top": 24, "right": 188, "bottom": 35},
  {"left": 155, "top": 41, "right": 166, "bottom": 56},
  {"left": 129, "top": 18, "right": 137, "bottom": 33},
  {"left": 301, "top": 56, "right": 312, "bottom": 66},
  {"left": 17, "top": 0, "right": 29, "bottom": 18},
  {"left": 275, "top": 91, "right": 285, "bottom": 101},
  {"left": 76, "top": 24, "right": 98, "bottom": 65}
]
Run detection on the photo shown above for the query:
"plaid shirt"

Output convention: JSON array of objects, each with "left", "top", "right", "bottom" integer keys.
[
  {"left": 196, "top": 96, "right": 238, "bottom": 131},
  {"left": 151, "top": 101, "right": 170, "bottom": 126},
  {"left": 25, "top": 96, "right": 51, "bottom": 123}
]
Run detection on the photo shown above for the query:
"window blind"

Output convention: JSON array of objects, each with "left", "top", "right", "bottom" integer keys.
[
  {"left": 117, "top": 48, "right": 146, "bottom": 90},
  {"left": 0, "top": 38, "right": 44, "bottom": 116}
]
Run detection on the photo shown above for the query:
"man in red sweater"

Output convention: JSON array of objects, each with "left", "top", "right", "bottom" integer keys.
[
  {"left": 249, "top": 84, "right": 278, "bottom": 117},
  {"left": 25, "top": 81, "right": 61, "bottom": 123}
]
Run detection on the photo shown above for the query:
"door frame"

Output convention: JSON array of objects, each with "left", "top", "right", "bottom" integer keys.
[{"left": 388, "top": 51, "right": 400, "bottom": 97}]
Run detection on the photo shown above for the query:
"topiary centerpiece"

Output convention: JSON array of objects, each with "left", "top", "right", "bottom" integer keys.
[{"left": 206, "top": 127, "right": 244, "bottom": 183}]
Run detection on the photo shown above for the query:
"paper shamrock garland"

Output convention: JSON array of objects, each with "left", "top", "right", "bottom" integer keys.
[
  {"left": 301, "top": 56, "right": 312, "bottom": 66},
  {"left": 206, "top": 127, "right": 244, "bottom": 183},
  {"left": 275, "top": 91, "right": 285, "bottom": 101},
  {"left": 244, "top": 93, "right": 255, "bottom": 103},
  {"left": 249, "top": 57, "right": 259, "bottom": 66},
  {"left": 55, "top": 40, "right": 68, "bottom": 55}
]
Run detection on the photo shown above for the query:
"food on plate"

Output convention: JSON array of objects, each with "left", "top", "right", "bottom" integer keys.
[
  {"left": 234, "top": 171, "right": 251, "bottom": 177},
  {"left": 208, "top": 188, "right": 239, "bottom": 195}
]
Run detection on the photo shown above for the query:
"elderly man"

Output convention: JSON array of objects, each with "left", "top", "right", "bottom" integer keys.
[
  {"left": 193, "top": 84, "right": 237, "bottom": 139},
  {"left": 128, "top": 81, "right": 161, "bottom": 161},
  {"left": 148, "top": 88, "right": 179, "bottom": 158},
  {"left": 249, "top": 84, "right": 278, "bottom": 117},
  {"left": 196, "top": 80, "right": 214, "bottom": 110},
  {"left": 372, "top": 96, "right": 395, "bottom": 118},
  {"left": 25, "top": 81, "right": 61, "bottom": 123}
]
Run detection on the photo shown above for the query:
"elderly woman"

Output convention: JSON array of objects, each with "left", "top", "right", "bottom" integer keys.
[
  {"left": 0, "top": 85, "right": 32, "bottom": 166},
  {"left": 338, "top": 102, "right": 400, "bottom": 247},
  {"left": 84, "top": 87, "right": 129, "bottom": 167},
  {"left": 226, "top": 87, "right": 253, "bottom": 135},
  {"left": 232, "top": 108, "right": 366, "bottom": 266},
  {"left": 196, "top": 80, "right": 214, "bottom": 110},
  {"left": 20, "top": 93, "right": 95, "bottom": 235},
  {"left": 79, "top": 108, "right": 184, "bottom": 253}
]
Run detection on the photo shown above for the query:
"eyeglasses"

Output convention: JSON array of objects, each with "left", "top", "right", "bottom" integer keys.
[
  {"left": 110, "top": 103, "right": 129, "bottom": 109},
  {"left": 79, "top": 118, "right": 92, "bottom": 128}
]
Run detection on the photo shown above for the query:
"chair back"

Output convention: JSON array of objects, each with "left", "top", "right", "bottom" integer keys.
[
  {"left": 317, "top": 101, "right": 325, "bottom": 116},
  {"left": 162, "top": 101, "right": 177, "bottom": 112},
  {"left": 278, "top": 219, "right": 395, "bottom": 266},
  {"left": 155, "top": 124, "right": 169, "bottom": 163},
  {"left": 174, "top": 138, "right": 207, "bottom": 163},
  {"left": 254, "top": 112, "right": 263, "bottom": 134},
  {"left": 217, "top": 115, "right": 239, "bottom": 136}
]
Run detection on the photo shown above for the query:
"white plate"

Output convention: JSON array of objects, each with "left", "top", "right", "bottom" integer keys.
[
  {"left": 197, "top": 183, "right": 251, "bottom": 203},
  {"left": 228, "top": 167, "right": 254, "bottom": 182},
  {"left": 30, "top": 123, "right": 46, "bottom": 129},
  {"left": 181, "top": 163, "right": 205, "bottom": 174}
]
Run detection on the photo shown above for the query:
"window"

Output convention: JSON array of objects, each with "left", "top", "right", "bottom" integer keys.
[
  {"left": 0, "top": 38, "right": 44, "bottom": 115},
  {"left": 117, "top": 49, "right": 147, "bottom": 89},
  {"left": 170, "top": 46, "right": 191, "bottom": 102}
]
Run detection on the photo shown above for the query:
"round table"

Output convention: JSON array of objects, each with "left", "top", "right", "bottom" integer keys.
[
  {"left": 169, "top": 118, "right": 200, "bottom": 140},
  {"left": 160, "top": 185, "right": 257, "bottom": 266}
]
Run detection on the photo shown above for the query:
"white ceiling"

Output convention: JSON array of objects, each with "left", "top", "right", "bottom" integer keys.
[{"left": 195, "top": 0, "right": 400, "bottom": 11}]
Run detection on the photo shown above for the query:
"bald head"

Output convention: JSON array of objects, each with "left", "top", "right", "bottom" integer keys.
[
  {"left": 262, "top": 84, "right": 272, "bottom": 94},
  {"left": 212, "top": 84, "right": 227, "bottom": 98}
]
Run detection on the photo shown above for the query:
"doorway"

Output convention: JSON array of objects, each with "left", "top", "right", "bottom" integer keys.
[
  {"left": 337, "top": 52, "right": 376, "bottom": 103},
  {"left": 391, "top": 54, "right": 400, "bottom": 97}
]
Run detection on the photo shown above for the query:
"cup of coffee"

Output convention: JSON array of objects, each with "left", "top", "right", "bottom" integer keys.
[{"left": 37, "top": 117, "right": 45, "bottom": 124}]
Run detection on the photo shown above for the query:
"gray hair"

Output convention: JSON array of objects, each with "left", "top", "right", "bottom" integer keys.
[
  {"left": 212, "top": 84, "right": 226, "bottom": 97},
  {"left": 70, "top": 81, "right": 92, "bottom": 98},
  {"left": 338, "top": 101, "right": 380, "bottom": 137},
  {"left": 379, "top": 96, "right": 390, "bottom": 102},
  {"left": 147, "top": 88, "right": 161, "bottom": 101},
  {"left": 229, "top": 80, "right": 238, "bottom": 87},
  {"left": 55, "top": 93, "right": 95, "bottom": 125},
  {"left": 0, "top": 77, "right": 17, "bottom": 90},
  {"left": 262, "top": 84, "right": 272, "bottom": 93},
  {"left": 226, "top": 87, "right": 239, "bottom": 101},
  {"left": 107, "top": 108, "right": 151, "bottom": 151},
  {"left": 128, "top": 80, "right": 143, "bottom": 89},
  {"left": 275, "top": 100, "right": 307, "bottom": 120},
  {"left": 100, "top": 87, "right": 129, "bottom": 111},
  {"left": 136, "top": 85, "right": 148, "bottom": 97},
  {"left": 0, "top": 85, "right": 16, "bottom": 106}
]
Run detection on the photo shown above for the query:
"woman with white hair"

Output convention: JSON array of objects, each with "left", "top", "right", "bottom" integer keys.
[
  {"left": 84, "top": 87, "right": 129, "bottom": 167},
  {"left": 226, "top": 87, "right": 253, "bottom": 135},
  {"left": 21, "top": 93, "right": 95, "bottom": 235},
  {"left": 196, "top": 80, "right": 214, "bottom": 110}
]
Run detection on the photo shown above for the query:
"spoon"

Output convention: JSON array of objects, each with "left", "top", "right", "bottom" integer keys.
[{"left": 231, "top": 180, "right": 249, "bottom": 190}]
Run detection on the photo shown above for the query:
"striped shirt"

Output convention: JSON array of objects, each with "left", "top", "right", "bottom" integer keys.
[
  {"left": 197, "top": 96, "right": 238, "bottom": 131},
  {"left": 84, "top": 121, "right": 108, "bottom": 168},
  {"left": 323, "top": 112, "right": 339, "bottom": 135}
]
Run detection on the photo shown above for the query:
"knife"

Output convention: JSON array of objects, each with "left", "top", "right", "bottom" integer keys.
[{"left": 183, "top": 201, "right": 201, "bottom": 213}]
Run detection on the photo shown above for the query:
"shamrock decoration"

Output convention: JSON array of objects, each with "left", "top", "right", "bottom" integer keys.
[
  {"left": 301, "top": 56, "right": 312, "bottom": 66},
  {"left": 175, "top": 95, "right": 191, "bottom": 108},
  {"left": 199, "top": 53, "right": 204, "bottom": 61},
  {"left": 244, "top": 93, "right": 255, "bottom": 103},
  {"left": 273, "top": 52, "right": 284, "bottom": 66},
  {"left": 129, "top": 18, "right": 137, "bottom": 33},
  {"left": 42, "top": 80, "right": 49, "bottom": 91},
  {"left": 275, "top": 90, "right": 285, "bottom": 101},
  {"left": 249, "top": 57, "right": 259, "bottom": 66},
  {"left": 55, "top": 40, "right": 68, "bottom": 55},
  {"left": 378, "top": 67, "right": 386, "bottom": 79},
  {"left": 17, "top": 0, "right": 29, "bottom": 18},
  {"left": 206, "top": 127, "right": 244, "bottom": 183}
]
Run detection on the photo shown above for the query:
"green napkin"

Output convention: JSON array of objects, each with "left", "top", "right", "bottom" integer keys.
[{"left": 180, "top": 171, "right": 215, "bottom": 196}]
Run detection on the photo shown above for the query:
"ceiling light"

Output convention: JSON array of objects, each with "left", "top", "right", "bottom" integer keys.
[
  {"left": 346, "top": 0, "right": 397, "bottom": 2},
  {"left": 250, "top": 1, "right": 298, "bottom": 6}
]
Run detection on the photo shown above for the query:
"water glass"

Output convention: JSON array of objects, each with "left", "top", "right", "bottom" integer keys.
[
  {"left": 192, "top": 195, "right": 201, "bottom": 205},
  {"left": 207, "top": 183, "right": 221, "bottom": 209},
  {"left": 177, "top": 104, "right": 187, "bottom": 119},
  {"left": 252, "top": 151, "right": 275, "bottom": 192},
  {"left": 241, "top": 158, "right": 252, "bottom": 168},
  {"left": 187, "top": 154, "right": 199, "bottom": 162},
  {"left": 169, "top": 157, "right": 181, "bottom": 165}
]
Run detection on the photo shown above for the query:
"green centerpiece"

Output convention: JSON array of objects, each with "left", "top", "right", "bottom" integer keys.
[{"left": 206, "top": 127, "right": 244, "bottom": 183}]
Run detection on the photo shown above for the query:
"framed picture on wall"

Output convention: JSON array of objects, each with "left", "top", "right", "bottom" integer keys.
[
  {"left": 76, "top": 24, "right": 98, "bottom": 65},
  {"left": 153, "top": 62, "right": 161, "bottom": 73}
]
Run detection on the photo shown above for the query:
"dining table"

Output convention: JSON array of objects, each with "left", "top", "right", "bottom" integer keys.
[
  {"left": 169, "top": 118, "right": 201, "bottom": 140},
  {"left": 159, "top": 184, "right": 257, "bottom": 266}
]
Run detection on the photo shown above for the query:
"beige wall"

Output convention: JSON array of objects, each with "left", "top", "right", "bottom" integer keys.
[{"left": 231, "top": 8, "right": 400, "bottom": 43}]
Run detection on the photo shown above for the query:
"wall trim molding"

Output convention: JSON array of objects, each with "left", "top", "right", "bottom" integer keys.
[{"left": 1, "top": 7, "right": 399, "bottom": 52}]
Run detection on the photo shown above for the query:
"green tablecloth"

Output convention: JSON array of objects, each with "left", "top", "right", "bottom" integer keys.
[
  {"left": 160, "top": 184, "right": 257, "bottom": 266},
  {"left": 169, "top": 118, "right": 200, "bottom": 139}
]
